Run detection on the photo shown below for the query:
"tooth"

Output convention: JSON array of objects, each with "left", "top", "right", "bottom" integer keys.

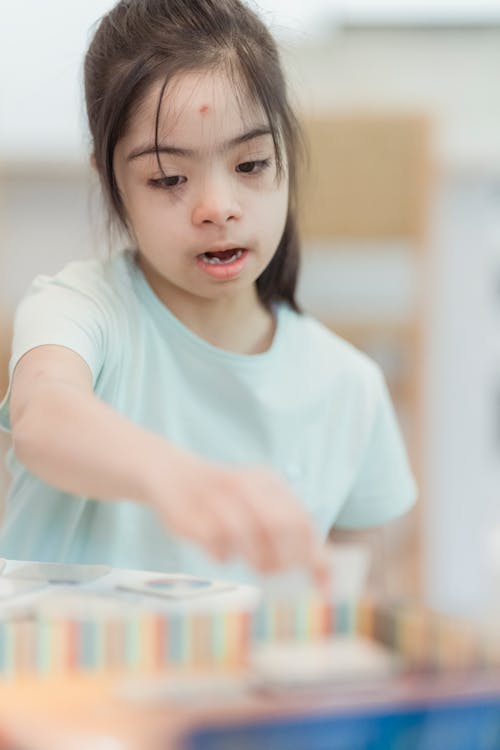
[{"left": 201, "top": 249, "right": 243, "bottom": 265}]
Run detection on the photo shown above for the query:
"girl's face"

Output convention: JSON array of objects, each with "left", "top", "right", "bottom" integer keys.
[{"left": 114, "top": 70, "right": 289, "bottom": 310}]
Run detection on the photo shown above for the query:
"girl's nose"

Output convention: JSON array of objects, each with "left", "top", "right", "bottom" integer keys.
[{"left": 191, "top": 180, "right": 242, "bottom": 226}]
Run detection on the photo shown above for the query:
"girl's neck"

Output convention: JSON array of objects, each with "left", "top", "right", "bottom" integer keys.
[
  {"left": 136, "top": 252, "right": 276, "bottom": 355},
  {"left": 185, "top": 300, "right": 276, "bottom": 355}
]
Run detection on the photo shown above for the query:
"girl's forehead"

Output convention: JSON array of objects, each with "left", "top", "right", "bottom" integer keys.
[{"left": 129, "top": 71, "right": 267, "bottom": 143}]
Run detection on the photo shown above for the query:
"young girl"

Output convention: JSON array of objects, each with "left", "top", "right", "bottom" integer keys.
[{"left": 0, "top": 0, "right": 416, "bottom": 586}]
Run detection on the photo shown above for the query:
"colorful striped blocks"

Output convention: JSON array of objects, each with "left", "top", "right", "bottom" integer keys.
[{"left": 2, "top": 595, "right": 500, "bottom": 679}]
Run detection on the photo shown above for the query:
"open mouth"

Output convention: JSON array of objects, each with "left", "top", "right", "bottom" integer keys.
[{"left": 199, "top": 248, "right": 244, "bottom": 265}]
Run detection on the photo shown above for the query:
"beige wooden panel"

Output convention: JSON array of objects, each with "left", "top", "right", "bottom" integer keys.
[
  {"left": 299, "top": 113, "right": 433, "bottom": 601},
  {"left": 300, "top": 114, "right": 431, "bottom": 242}
]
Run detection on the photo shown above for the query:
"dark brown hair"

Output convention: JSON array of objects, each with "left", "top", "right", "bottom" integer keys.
[{"left": 84, "top": 0, "right": 305, "bottom": 311}]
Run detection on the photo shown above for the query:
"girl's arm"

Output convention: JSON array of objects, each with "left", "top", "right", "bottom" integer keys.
[{"left": 10, "top": 345, "right": 329, "bottom": 584}]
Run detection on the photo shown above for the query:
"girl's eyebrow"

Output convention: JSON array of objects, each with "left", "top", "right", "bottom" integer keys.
[{"left": 126, "top": 125, "right": 272, "bottom": 162}]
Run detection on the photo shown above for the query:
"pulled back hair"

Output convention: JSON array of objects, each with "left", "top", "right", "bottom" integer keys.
[{"left": 84, "top": 0, "right": 305, "bottom": 311}]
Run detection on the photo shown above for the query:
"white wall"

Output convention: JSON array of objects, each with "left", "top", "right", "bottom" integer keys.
[
  {"left": 1, "top": 2, "right": 113, "bottom": 163},
  {"left": 3, "top": 2, "right": 500, "bottom": 163}
]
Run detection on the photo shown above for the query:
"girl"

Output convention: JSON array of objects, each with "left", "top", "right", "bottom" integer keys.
[{"left": 0, "top": 0, "right": 416, "bottom": 585}]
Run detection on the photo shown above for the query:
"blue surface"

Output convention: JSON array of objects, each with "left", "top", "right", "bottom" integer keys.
[{"left": 185, "top": 694, "right": 500, "bottom": 750}]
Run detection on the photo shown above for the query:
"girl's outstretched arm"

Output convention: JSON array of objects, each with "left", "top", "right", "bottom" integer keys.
[{"left": 10, "top": 345, "right": 329, "bottom": 585}]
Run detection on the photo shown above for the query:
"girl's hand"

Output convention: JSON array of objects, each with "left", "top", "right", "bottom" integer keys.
[{"left": 146, "top": 450, "right": 330, "bottom": 588}]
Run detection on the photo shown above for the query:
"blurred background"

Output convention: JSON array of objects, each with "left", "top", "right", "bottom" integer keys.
[{"left": 1, "top": 0, "right": 500, "bottom": 617}]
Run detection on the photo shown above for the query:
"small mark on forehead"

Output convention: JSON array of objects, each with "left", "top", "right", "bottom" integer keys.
[{"left": 199, "top": 104, "right": 209, "bottom": 114}]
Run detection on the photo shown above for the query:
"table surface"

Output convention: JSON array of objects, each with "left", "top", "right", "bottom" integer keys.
[
  {"left": 2, "top": 560, "right": 500, "bottom": 749},
  {"left": 2, "top": 666, "right": 500, "bottom": 750}
]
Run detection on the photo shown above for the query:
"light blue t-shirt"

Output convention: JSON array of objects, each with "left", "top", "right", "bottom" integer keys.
[{"left": 0, "top": 250, "right": 416, "bottom": 581}]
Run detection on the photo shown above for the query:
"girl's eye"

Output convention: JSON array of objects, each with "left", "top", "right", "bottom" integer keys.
[
  {"left": 148, "top": 175, "right": 187, "bottom": 189},
  {"left": 236, "top": 159, "right": 271, "bottom": 174}
]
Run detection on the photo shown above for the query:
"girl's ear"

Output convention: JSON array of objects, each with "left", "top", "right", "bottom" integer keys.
[{"left": 90, "top": 154, "right": 97, "bottom": 170}]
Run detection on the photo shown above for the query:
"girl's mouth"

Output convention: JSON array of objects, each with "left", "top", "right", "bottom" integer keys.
[
  {"left": 200, "top": 248, "right": 243, "bottom": 265},
  {"left": 196, "top": 248, "right": 249, "bottom": 279}
]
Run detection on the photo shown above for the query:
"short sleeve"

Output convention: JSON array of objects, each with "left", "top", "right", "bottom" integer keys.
[
  {"left": 333, "top": 370, "right": 418, "bottom": 529},
  {"left": 0, "top": 273, "right": 106, "bottom": 433}
]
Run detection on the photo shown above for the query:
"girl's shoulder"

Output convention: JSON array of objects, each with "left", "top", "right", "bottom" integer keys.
[
  {"left": 26, "top": 250, "right": 135, "bottom": 306},
  {"left": 287, "top": 308, "right": 381, "bottom": 381}
]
